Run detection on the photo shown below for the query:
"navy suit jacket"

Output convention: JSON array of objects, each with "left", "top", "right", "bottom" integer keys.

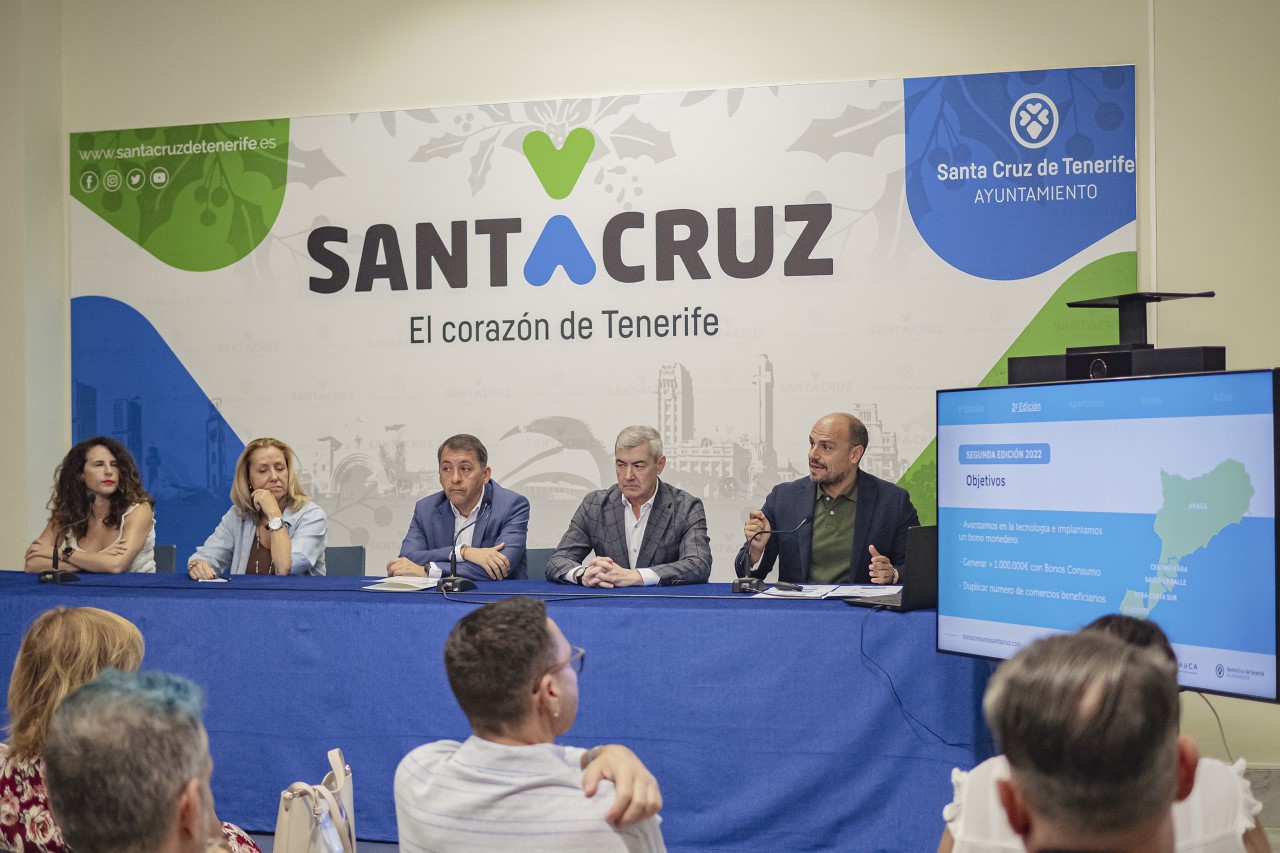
[
  {"left": 546, "top": 481, "right": 712, "bottom": 585},
  {"left": 733, "top": 471, "right": 919, "bottom": 584},
  {"left": 398, "top": 480, "right": 529, "bottom": 581}
]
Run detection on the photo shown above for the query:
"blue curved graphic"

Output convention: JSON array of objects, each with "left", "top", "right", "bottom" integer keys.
[
  {"left": 71, "top": 296, "right": 244, "bottom": 563},
  {"left": 904, "top": 66, "right": 1136, "bottom": 281}
]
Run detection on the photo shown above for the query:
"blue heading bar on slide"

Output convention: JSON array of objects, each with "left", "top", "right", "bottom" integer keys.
[{"left": 939, "top": 370, "right": 1274, "bottom": 426}]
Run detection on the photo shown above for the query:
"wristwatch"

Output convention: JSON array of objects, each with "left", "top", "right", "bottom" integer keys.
[{"left": 266, "top": 516, "right": 284, "bottom": 532}]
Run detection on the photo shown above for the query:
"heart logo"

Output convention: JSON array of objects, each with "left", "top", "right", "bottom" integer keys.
[{"left": 523, "top": 128, "right": 595, "bottom": 200}]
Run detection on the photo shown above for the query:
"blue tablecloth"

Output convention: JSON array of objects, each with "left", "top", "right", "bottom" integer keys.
[{"left": 0, "top": 573, "right": 994, "bottom": 851}]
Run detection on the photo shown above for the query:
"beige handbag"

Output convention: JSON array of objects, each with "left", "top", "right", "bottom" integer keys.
[{"left": 273, "top": 748, "right": 356, "bottom": 853}]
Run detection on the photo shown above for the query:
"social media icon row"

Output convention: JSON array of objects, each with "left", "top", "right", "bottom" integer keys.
[{"left": 79, "top": 167, "right": 169, "bottom": 193}]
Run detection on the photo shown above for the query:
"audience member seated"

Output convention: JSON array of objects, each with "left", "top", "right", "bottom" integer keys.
[
  {"left": 187, "top": 437, "right": 327, "bottom": 577},
  {"left": 24, "top": 437, "right": 156, "bottom": 574},
  {"left": 42, "top": 669, "right": 235, "bottom": 853},
  {"left": 939, "top": 615, "right": 1269, "bottom": 852},
  {"left": 395, "top": 597, "right": 666, "bottom": 851},
  {"left": 0, "top": 607, "right": 257, "bottom": 853}
]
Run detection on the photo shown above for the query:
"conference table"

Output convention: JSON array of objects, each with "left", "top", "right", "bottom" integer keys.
[{"left": 0, "top": 573, "right": 995, "bottom": 851}]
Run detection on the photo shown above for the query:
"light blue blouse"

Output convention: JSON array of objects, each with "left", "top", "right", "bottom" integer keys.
[{"left": 188, "top": 500, "right": 327, "bottom": 575}]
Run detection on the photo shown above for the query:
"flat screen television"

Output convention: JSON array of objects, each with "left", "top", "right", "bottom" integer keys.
[{"left": 936, "top": 369, "right": 1278, "bottom": 702}]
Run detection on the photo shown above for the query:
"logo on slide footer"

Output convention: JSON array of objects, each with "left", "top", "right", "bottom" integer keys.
[{"left": 1010, "top": 93, "right": 1059, "bottom": 149}]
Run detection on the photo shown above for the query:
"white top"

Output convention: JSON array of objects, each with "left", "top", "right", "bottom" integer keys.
[
  {"left": 943, "top": 755, "right": 1262, "bottom": 852},
  {"left": 618, "top": 487, "right": 660, "bottom": 587},
  {"left": 65, "top": 502, "right": 155, "bottom": 572},
  {"left": 395, "top": 736, "right": 666, "bottom": 853}
]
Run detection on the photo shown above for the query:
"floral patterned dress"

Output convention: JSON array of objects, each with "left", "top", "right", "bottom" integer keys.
[{"left": 0, "top": 744, "right": 260, "bottom": 853}]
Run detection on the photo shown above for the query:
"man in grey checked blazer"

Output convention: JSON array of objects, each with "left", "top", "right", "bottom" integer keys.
[{"left": 547, "top": 425, "right": 711, "bottom": 587}]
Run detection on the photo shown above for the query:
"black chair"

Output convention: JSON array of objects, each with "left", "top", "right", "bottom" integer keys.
[
  {"left": 524, "top": 547, "right": 554, "bottom": 581},
  {"left": 154, "top": 544, "right": 177, "bottom": 574},
  {"left": 325, "top": 545, "right": 366, "bottom": 577}
]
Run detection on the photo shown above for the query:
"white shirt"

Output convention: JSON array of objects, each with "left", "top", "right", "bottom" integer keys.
[
  {"left": 620, "top": 488, "right": 661, "bottom": 587},
  {"left": 395, "top": 736, "right": 666, "bottom": 852},
  {"left": 943, "top": 755, "right": 1261, "bottom": 853},
  {"left": 423, "top": 498, "right": 482, "bottom": 579}
]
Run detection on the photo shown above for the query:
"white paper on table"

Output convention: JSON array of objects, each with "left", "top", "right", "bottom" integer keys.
[
  {"left": 827, "top": 584, "right": 902, "bottom": 598},
  {"left": 752, "top": 584, "right": 904, "bottom": 599},
  {"left": 752, "top": 584, "right": 840, "bottom": 599},
  {"left": 362, "top": 575, "right": 439, "bottom": 592}
]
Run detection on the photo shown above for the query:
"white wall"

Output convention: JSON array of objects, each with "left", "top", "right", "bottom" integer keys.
[{"left": 3, "top": 0, "right": 1277, "bottom": 763}]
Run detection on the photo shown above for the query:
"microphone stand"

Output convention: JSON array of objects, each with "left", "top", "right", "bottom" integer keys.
[
  {"left": 732, "top": 516, "right": 811, "bottom": 593},
  {"left": 437, "top": 500, "right": 489, "bottom": 593},
  {"left": 40, "top": 524, "right": 81, "bottom": 584}
]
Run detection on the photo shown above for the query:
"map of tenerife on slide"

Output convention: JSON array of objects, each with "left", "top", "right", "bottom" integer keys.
[{"left": 937, "top": 371, "right": 1277, "bottom": 700}]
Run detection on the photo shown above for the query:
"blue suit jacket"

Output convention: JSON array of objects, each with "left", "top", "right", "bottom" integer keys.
[
  {"left": 398, "top": 480, "right": 529, "bottom": 581},
  {"left": 733, "top": 472, "right": 919, "bottom": 584}
]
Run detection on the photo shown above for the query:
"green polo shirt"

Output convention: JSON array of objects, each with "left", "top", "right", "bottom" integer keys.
[{"left": 809, "top": 481, "right": 857, "bottom": 583}]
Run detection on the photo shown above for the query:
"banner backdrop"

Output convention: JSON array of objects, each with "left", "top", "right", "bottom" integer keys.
[{"left": 69, "top": 66, "right": 1137, "bottom": 575}]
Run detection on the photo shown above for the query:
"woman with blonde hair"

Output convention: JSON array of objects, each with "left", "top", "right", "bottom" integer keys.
[
  {"left": 187, "top": 437, "right": 327, "bottom": 577},
  {"left": 0, "top": 607, "right": 258, "bottom": 853},
  {"left": 24, "top": 437, "right": 156, "bottom": 573}
]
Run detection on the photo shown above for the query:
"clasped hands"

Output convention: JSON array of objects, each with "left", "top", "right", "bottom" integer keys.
[
  {"left": 578, "top": 557, "right": 643, "bottom": 588},
  {"left": 387, "top": 542, "right": 511, "bottom": 580}
]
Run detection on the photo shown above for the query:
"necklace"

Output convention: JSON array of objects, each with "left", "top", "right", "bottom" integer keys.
[{"left": 252, "top": 530, "right": 274, "bottom": 574}]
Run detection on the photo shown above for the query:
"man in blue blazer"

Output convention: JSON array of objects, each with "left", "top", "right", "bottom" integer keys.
[
  {"left": 734, "top": 413, "right": 918, "bottom": 585},
  {"left": 547, "top": 425, "right": 711, "bottom": 586},
  {"left": 387, "top": 434, "right": 529, "bottom": 581}
]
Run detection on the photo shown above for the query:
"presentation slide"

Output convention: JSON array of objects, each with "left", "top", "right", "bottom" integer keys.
[{"left": 937, "top": 371, "right": 1277, "bottom": 700}]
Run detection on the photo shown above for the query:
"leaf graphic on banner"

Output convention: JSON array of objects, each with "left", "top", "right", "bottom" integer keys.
[
  {"left": 381, "top": 111, "right": 398, "bottom": 138},
  {"left": 287, "top": 144, "right": 344, "bottom": 188},
  {"left": 410, "top": 132, "right": 470, "bottom": 163},
  {"left": 70, "top": 119, "right": 289, "bottom": 271},
  {"left": 681, "top": 90, "right": 715, "bottom": 107},
  {"left": 564, "top": 99, "right": 593, "bottom": 127},
  {"left": 596, "top": 95, "right": 640, "bottom": 122},
  {"left": 469, "top": 138, "right": 501, "bottom": 194},
  {"left": 479, "top": 104, "right": 511, "bottom": 122},
  {"left": 945, "top": 76, "right": 1021, "bottom": 167},
  {"left": 609, "top": 114, "right": 675, "bottom": 163},
  {"left": 726, "top": 88, "right": 744, "bottom": 117},
  {"left": 403, "top": 108, "right": 439, "bottom": 124},
  {"left": 788, "top": 101, "right": 903, "bottom": 161},
  {"left": 527, "top": 101, "right": 558, "bottom": 126}
]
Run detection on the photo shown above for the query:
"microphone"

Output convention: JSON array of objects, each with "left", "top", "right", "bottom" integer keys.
[
  {"left": 40, "top": 522, "right": 82, "bottom": 584},
  {"left": 437, "top": 498, "right": 490, "bottom": 593},
  {"left": 732, "top": 516, "right": 812, "bottom": 594}
]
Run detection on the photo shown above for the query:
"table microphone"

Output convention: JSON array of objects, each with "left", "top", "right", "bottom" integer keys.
[
  {"left": 437, "top": 499, "right": 490, "bottom": 593},
  {"left": 39, "top": 524, "right": 81, "bottom": 584},
  {"left": 732, "top": 516, "right": 812, "bottom": 593}
]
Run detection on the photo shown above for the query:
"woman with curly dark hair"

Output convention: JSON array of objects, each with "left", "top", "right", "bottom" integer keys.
[{"left": 23, "top": 437, "right": 156, "bottom": 574}]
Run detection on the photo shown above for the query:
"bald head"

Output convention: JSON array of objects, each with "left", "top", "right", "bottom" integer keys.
[{"left": 815, "top": 413, "right": 869, "bottom": 450}]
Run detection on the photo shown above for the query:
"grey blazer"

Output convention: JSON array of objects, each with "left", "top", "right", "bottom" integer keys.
[{"left": 546, "top": 480, "right": 712, "bottom": 585}]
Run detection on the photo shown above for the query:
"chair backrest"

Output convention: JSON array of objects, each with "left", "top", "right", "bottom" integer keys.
[
  {"left": 324, "top": 545, "right": 366, "bottom": 577},
  {"left": 154, "top": 544, "right": 177, "bottom": 573},
  {"left": 524, "top": 547, "right": 553, "bottom": 581}
]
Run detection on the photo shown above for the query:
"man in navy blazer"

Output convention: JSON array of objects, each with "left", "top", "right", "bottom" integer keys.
[
  {"left": 547, "top": 425, "right": 711, "bottom": 587},
  {"left": 735, "top": 413, "right": 919, "bottom": 585},
  {"left": 387, "top": 434, "right": 529, "bottom": 581}
]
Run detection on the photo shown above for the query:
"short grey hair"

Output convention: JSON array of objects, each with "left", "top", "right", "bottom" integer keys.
[
  {"left": 615, "top": 425, "right": 663, "bottom": 461},
  {"left": 983, "top": 632, "right": 1181, "bottom": 832},
  {"left": 43, "top": 669, "right": 210, "bottom": 853}
]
